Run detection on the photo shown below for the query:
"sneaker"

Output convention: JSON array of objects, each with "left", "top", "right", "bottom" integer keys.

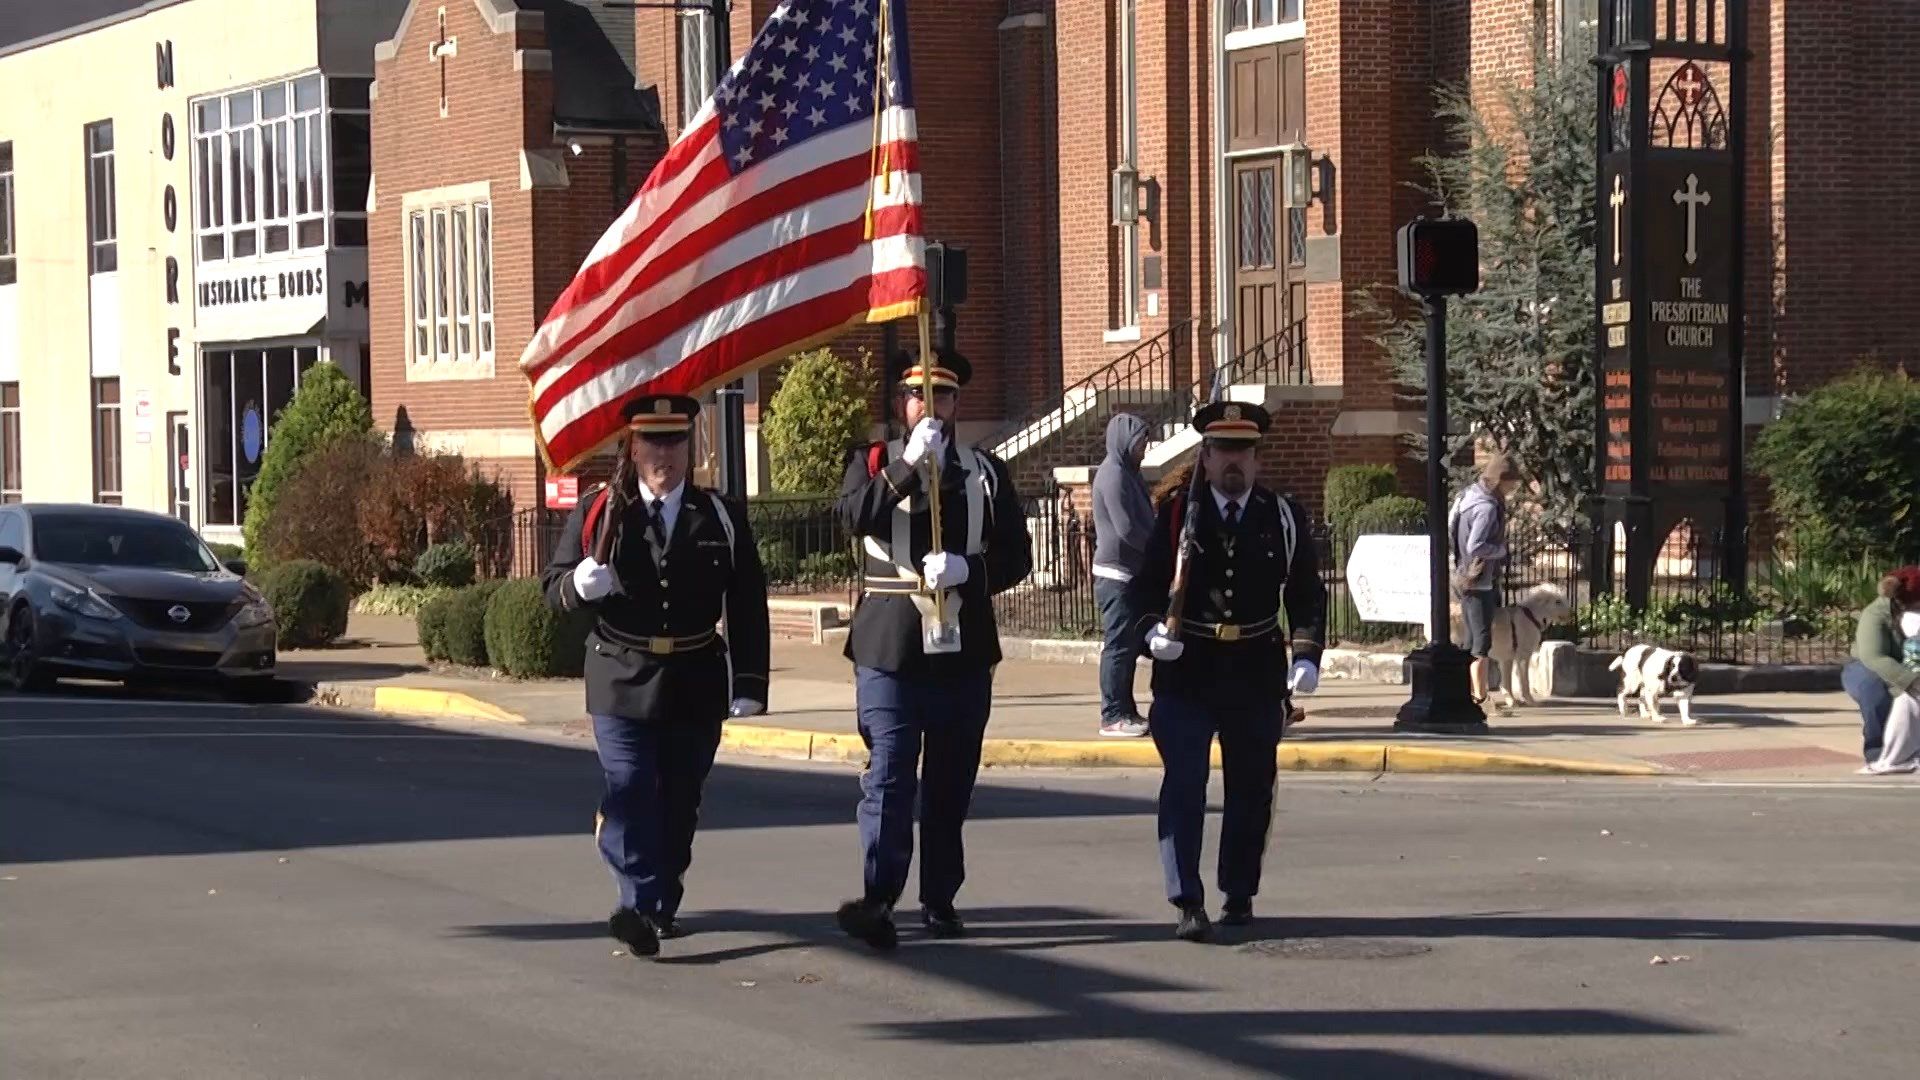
[
  {"left": 1174, "top": 906, "right": 1214, "bottom": 944},
  {"left": 836, "top": 898, "right": 899, "bottom": 951},
  {"left": 1858, "top": 761, "right": 1919, "bottom": 776},
  {"left": 1220, "top": 898, "right": 1254, "bottom": 927},
  {"left": 608, "top": 907, "right": 660, "bottom": 958},
  {"left": 921, "top": 905, "right": 966, "bottom": 939},
  {"left": 1100, "top": 716, "right": 1150, "bottom": 738}
]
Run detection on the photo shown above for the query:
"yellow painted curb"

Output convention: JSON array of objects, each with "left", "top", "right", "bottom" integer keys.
[
  {"left": 369, "top": 686, "right": 526, "bottom": 726},
  {"left": 1282, "top": 743, "right": 1389, "bottom": 773},
  {"left": 1385, "top": 745, "right": 1663, "bottom": 777}
]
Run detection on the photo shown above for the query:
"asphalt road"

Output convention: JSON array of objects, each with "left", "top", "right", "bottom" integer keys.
[{"left": 4, "top": 691, "right": 1918, "bottom": 1080}]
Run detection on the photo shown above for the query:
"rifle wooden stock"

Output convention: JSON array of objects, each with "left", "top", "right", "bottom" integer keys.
[{"left": 1162, "top": 458, "right": 1207, "bottom": 640}]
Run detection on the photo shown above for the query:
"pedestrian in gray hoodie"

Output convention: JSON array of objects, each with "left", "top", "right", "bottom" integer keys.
[
  {"left": 1448, "top": 453, "right": 1521, "bottom": 707},
  {"left": 1092, "top": 413, "right": 1155, "bottom": 737}
]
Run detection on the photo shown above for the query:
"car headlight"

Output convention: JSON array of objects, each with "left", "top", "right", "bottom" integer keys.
[
  {"left": 234, "top": 598, "right": 276, "bottom": 629},
  {"left": 50, "top": 581, "right": 123, "bottom": 621}
]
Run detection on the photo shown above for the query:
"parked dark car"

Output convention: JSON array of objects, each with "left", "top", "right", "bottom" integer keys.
[{"left": 0, "top": 504, "right": 279, "bottom": 698}]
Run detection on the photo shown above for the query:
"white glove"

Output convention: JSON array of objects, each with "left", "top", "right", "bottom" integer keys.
[
  {"left": 729, "top": 698, "right": 766, "bottom": 718},
  {"left": 572, "top": 557, "right": 617, "bottom": 601},
  {"left": 1901, "top": 610, "right": 1920, "bottom": 638},
  {"left": 1146, "top": 622, "right": 1184, "bottom": 662},
  {"left": 902, "top": 418, "right": 947, "bottom": 467},
  {"left": 1289, "top": 660, "right": 1320, "bottom": 696},
  {"left": 921, "top": 550, "right": 970, "bottom": 591}
]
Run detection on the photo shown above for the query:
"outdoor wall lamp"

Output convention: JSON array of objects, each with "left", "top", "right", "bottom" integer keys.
[{"left": 1111, "top": 161, "right": 1142, "bottom": 226}]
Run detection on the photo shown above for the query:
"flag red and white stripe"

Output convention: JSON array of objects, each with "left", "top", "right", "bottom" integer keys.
[{"left": 521, "top": 0, "right": 924, "bottom": 472}]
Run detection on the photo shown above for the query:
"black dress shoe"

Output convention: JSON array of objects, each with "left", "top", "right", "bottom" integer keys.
[
  {"left": 650, "top": 914, "right": 687, "bottom": 940},
  {"left": 1174, "top": 907, "right": 1214, "bottom": 944},
  {"left": 608, "top": 908, "right": 660, "bottom": 957},
  {"left": 921, "top": 905, "right": 966, "bottom": 939},
  {"left": 1220, "top": 898, "right": 1254, "bottom": 927},
  {"left": 836, "top": 899, "right": 898, "bottom": 951}
]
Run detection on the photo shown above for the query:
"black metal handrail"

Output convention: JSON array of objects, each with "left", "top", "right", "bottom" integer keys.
[
  {"left": 1220, "top": 318, "right": 1310, "bottom": 387},
  {"left": 988, "top": 317, "right": 1197, "bottom": 463}
]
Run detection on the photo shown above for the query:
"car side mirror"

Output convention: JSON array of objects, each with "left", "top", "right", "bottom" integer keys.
[
  {"left": 224, "top": 559, "right": 249, "bottom": 577},
  {"left": 0, "top": 545, "right": 24, "bottom": 566}
]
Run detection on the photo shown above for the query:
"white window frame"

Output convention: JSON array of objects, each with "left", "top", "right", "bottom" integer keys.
[
  {"left": 192, "top": 73, "right": 331, "bottom": 264},
  {"left": 403, "top": 183, "right": 495, "bottom": 380},
  {"left": 85, "top": 121, "right": 117, "bottom": 275},
  {"left": 1113, "top": 0, "right": 1141, "bottom": 334},
  {"left": 1, "top": 382, "right": 21, "bottom": 503},
  {"left": 0, "top": 142, "right": 15, "bottom": 286},
  {"left": 1224, "top": 0, "right": 1305, "bottom": 52},
  {"left": 678, "top": 8, "right": 717, "bottom": 129}
]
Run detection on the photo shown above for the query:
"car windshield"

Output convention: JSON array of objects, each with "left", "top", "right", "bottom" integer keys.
[{"left": 32, "top": 514, "right": 222, "bottom": 574}]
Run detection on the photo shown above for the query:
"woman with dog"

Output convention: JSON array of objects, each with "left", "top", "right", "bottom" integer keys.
[
  {"left": 1844, "top": 567, "right": 1920, "bottom": 775},
  {"left": 1448, "top": 454, "right": 1523, "bottom": 708}
]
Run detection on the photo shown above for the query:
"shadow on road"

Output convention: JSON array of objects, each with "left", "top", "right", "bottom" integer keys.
[
  {"left": 457, "top": 905, "right": 1716, "bottom": 1080},
  {"left": 0, "top": 706, "right": 1153, "bottom": 865}
]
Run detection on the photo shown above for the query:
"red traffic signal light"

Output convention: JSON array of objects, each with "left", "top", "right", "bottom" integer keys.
[{"left": 1397, "top": 217, "right": 1480, "bottom": 298}]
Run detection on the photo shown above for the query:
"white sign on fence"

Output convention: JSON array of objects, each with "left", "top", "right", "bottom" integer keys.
[{"left": 1346, "top": 534, "right": 1434, "bottom": 635}]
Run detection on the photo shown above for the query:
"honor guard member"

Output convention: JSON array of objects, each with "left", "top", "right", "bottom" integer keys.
[
  {"left": 543, "top": 394, "right": 771, "bottom": 959},
  {"left": 1132, "top": 401, "right": 1326, "bottom": 943},
  {"left": 832, "top": 349, "right": 1032, "bottom": 949}
]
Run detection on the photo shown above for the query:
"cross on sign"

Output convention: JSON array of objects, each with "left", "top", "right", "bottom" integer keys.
[
  {"left": 1674, "top": 63, "right": 1707, "bottom": 108},
  {"left": 430, "top": 9, "right": 458, "bottom": 117},
  {"left": 1609, "top": 175, "right": 1627, "bottom": 267},
  {"left": 1673, "top": 173, "right": 1711, "bottom": 265}
]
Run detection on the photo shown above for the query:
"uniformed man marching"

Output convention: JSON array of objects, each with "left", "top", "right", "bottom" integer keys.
[
  {"left": 832, "top": 349, "right": 1032, "bottom": 950},
  {"left": 1132, "top": 401, "right": 1326, "bottom": 942},
  {"left": 543, "top": 394, "right": 770, "bottom": 959}
]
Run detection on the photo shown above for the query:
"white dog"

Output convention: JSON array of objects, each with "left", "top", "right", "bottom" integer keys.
[
  {"left": 1450, "top": 583, "right": 1571, "bottom": 708},
  {"left": 1610, "top": 644, "right": 1699, "bottom": 725}
]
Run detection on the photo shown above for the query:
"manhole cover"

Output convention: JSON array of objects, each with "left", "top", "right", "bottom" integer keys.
[{"left": 1240, "top": 938, "right": 1432, "bottom": 961}]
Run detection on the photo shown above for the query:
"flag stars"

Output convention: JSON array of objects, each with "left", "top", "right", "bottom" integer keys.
[
  {"left": 733, "top": 145, "right": 754, "bottom": 166},
  {"left": 804, "top": 44, "right": 820, "bottom": 63},
  {"left": 828, "top": 52, "right": 848, "bottom": 73},
  {"left": 757, "top": 91, "right": 777, "bottom": 111},
  {"left": 816, "top": 78, "right": 837, "bottom": 99},
  {"left": 844, "top": 92, "right": 862, "bottom": 113},
  {"left": 853, "top": 68, "right": 869, "bottom": 87},
  {"left": 851, "top": 0, "right": 870, "bottom": 14},
  {"left": 806, "top": 106, "right": 827, "bottom": 127},
  {"left": 745, "top": 117, "right": 764, "bottom": 137},
  {"left": 768, "top": 64, "right": 787, "bottom": 84},
  {"left": 778, "top": 37, "right": 799, "bottom": 57},
  {"left": 839, "top": 24, "right": 859, "bottom": 46},
  {"left": 781, "top": 98, "right": 800, "bottom": 118},
  {"left": 771, "top": 127, "right": 790, "bottom": 146}
]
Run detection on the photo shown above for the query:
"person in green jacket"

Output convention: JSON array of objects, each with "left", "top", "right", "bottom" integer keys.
[{"left": 1841, "top": 567, "right": 1920, "bottom": 766}]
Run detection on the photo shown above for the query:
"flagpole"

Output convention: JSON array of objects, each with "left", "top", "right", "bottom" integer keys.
[
  {"left": 705, "top": 0, "right": 750, "bottom": 501},
  {"left": 915, "top": 306, "right": 948, "bottom": 632}
]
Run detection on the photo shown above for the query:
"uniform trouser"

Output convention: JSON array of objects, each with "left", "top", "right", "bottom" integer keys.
[
  {"left": 591, "top": 714, "right": 724, "bottom": 915},
  {"left": 854, "top": 666, "right": 994, "bottom": 910},
  {"left": 1149, "top": 691, "right": 1284, "bottom": 909}
]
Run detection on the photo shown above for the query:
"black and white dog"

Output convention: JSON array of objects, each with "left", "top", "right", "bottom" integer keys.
[{"left": 1610, "top": 644, "right": 1699, "bottom": 725}]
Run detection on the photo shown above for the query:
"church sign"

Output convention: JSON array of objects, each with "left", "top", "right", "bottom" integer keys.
[{"left": 1593, "top": 0, "right": 1750, "bottom": 603}]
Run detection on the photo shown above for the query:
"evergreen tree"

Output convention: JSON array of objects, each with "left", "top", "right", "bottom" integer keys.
[
  {"left": 241, "top": 363, "right": 374, "bottom": 562},
  {"left": 762, "top": 346, "right": 877, "bottom": 494},
  {"left": 1359, "top": 29, "right": 1597, "bottom": 528}
]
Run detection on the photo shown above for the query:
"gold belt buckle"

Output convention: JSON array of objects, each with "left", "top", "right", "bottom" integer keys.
[
  {"left": 1216, "top": 624, "right": 1241, "bottom": 642},
  {"left": 650, "top": 636, "right": 675, "bottom": 655}
]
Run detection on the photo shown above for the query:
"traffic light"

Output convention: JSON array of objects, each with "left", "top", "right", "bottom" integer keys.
[
  {"left": 1397, "top": 217, "right": 1480, "bottom": 298},
  {"left": 926, "top": 241, "right": 969, "bottom": 312}
]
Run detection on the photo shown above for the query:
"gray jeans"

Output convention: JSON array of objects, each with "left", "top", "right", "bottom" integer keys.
[{"left": 1460, "top": 588, "right": 1497, "bottom": 658}]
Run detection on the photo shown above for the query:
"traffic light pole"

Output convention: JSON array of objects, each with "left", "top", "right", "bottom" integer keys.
[{"left": 1395, "top": 293, "right": 1487, "bottom": 733}]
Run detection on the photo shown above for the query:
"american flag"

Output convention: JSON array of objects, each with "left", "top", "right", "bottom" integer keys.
[{"left": 521, "top": 0, "right": 924, "bottom": 472}]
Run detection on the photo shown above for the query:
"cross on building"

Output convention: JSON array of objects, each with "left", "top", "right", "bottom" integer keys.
[
  {"left": 429, "top": 8, "right": 458, "bottom": 118},
  {"left": 1674, "top": 63, "right": 1707, "bottom": 108},
  {"left": 1673, "top": 173, "right": 1712, "bottom": 265},
  {"left": 1610, "top": 174, "right": 1627, "bottom": 267}
]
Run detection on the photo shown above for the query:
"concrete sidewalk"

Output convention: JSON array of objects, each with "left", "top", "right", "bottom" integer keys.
[{"left": 278, "top": 614, "right": 1882, "bottom": 779}]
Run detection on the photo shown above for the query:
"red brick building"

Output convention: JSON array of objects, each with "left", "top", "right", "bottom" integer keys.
[{"left": 368, "top": 0, "right": 1920, "bottom": 525}]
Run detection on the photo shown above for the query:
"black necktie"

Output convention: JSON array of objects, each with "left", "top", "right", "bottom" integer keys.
[
  {"left": 648, "top": 501, "right": 669, "bottom": 549},
  {"left": 1223, "top": 500, "right": 1241, "bottom": 528}
]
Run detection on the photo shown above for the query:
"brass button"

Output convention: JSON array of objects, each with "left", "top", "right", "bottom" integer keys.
[
  {"left": 1226, "top": 569, "right": 1235, "bottom": 578},
  {"left": 1225, "top": 589, "right": 1234, "bottom": 598}
]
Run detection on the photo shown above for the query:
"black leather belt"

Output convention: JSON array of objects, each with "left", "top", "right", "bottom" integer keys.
[
  {"left": 864, "top": 576, "right": 923, "bottom": 595},
  {"left": 599, "top": 626, "right": 719, "bottom": 655},
  {"left": 1180, "top": 615, "right": 1280, "bottom": 642}
]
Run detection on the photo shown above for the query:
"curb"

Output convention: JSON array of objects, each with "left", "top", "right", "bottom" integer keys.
[{"left": 311, "top": 681, "right": 1661, "bottom": 777}]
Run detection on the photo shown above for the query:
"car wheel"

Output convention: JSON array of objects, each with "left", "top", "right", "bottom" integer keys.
[{"left": 7, "top": 605, "right": 54, "bottom": 693}]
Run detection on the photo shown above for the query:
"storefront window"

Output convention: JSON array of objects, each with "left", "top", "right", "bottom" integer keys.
[{"left": 201, "top": 344, "right": 325, "bottom": 526}]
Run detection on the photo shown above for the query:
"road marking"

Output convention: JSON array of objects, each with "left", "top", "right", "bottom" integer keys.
[
  {"left": 0, "top": 733, "right": 484, "bottom": 743},
  {"left": 0, "top": 716, "right": 390, "bottom": 726}
]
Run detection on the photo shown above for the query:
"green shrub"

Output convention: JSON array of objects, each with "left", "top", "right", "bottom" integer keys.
[
  {"left": 762, "top": 346, "right": 876, "bottom": 493},
  {"left": 1753, "top": 366, "right": 1920, "bottom": 564},
  {"left": 414, "top": 542, "right": 477, "bottom": 589},
  {"left": 441, "top": 580, "right": 508, "bottom": 667},
  {"left": 483, "top": 579, "right": 592, "bottom": 678},
  {"left": 354, "top": 583, "right": 454, "bottom": 618},
  {"left": 757, "top": 536, "right": 801, "bottom": 585},
  {"left": 796, "top": 550, "right": 857, "bottom": 586},
  {"left": 1324, "top": 465, "right": 1398, "bottom": 529},
  {"left": 1350, "top": 495, "right": 1428, "bottom": 536},
  {"left": 207, "top": 541, "right": 245, "bottom": 565},
  {"left": 256, "top": 559, "right": 351, "bottom": 649},
  {"left": 242, "top": 362, "right": 374, "bottom": 564},
  {"left": 417, "top": 593, "right": 456, "bottom": 662}
]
